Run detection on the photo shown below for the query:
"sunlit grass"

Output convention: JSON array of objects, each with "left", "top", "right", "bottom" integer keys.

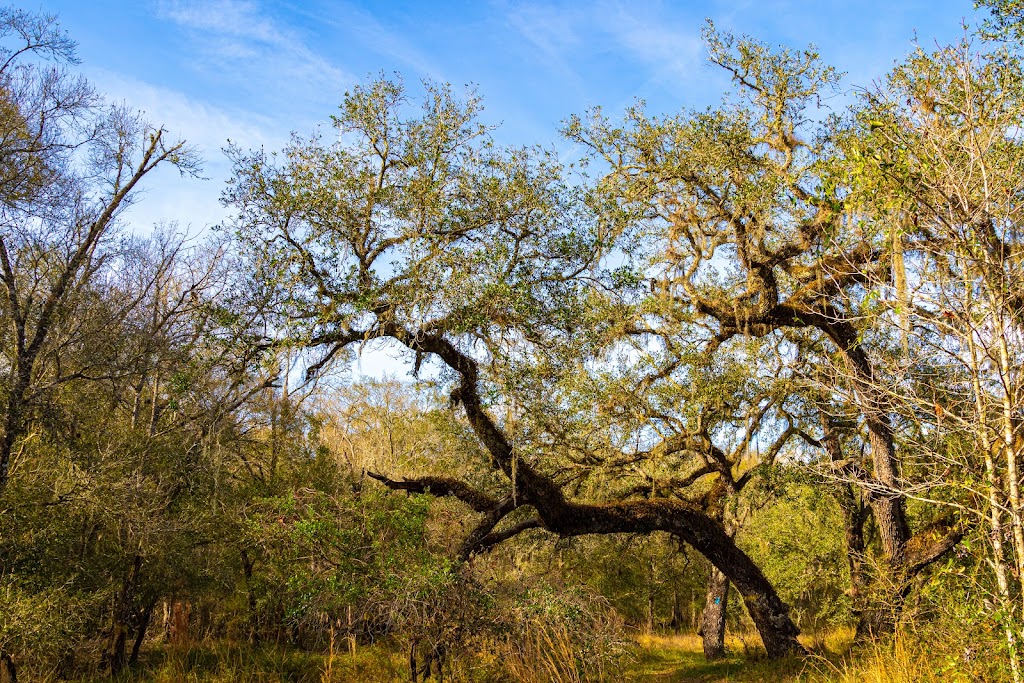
[
  {"left": 47, "top": 628, "right": 984, "bottom": 683},
  {"left": 61, "top": 640, "right": 406, "bottom": 683},
  {"left": 629, "top": 631, "right": 806, "bottom": 682},
  {"left": 627, "top": 627, "right": 949, "bottom": 683},
  {"left": 802, "top": 634, "right": 955, "bottom": 683}
]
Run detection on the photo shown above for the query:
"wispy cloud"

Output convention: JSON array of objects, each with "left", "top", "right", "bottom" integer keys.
[
  {"left": 595, "top": 2, "right": 705, "bottom": 86},
  {"left": 155, "top": 0, "right": 352, "bottom": 113},
  {"left": 298, "top": 3, "right": 445, "bottom": 81},
  {"left": 157, "top": 0, "right": 283, "bottom": 42},
  {"left": 95, "top": 69, "right": 283, "bottom": 156},
  {"left": 498, "top": 1, "right": 705, "bottom": 103},
  {"left": 504, "top": 3, "right": 582, "bottom": 62},
  {"left": 500, "top": 1, "right": 589, "bottom": 94},
  {"left": 92, "top": 69, "right": 286, "bottom": 232}
]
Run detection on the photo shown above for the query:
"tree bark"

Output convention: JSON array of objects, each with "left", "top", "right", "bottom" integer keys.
[
  {"left": 1, "top": 652, "right": 16, "bottom": 683},
  {"left": 747, "top": 306, "right": 962, "bottom": 631},
  {"left": 0, "top": 364, "right": 31, "bottom": 493},
  {"left": 368, "top": 324, "right": 805, "bottom": 658},
  {"left": 240, "top": 548, "right": 260, "bottom": 644},
  {"left": 820, "top": 416, "right": 872, "bottom": 631},
  {"left": 129, "top": 599, "right": 157, "bottom": 666},
  {"left": 106, "top": 555, "right": 144, "bottom": 675},
  {"left": 669, "top": 589, "right": 684, "bottom": 633},
  {"left": 697, "top": 567, "right": 730, "bottom": 660}
]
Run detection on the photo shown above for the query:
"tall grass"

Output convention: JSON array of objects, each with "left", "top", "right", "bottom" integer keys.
[
  {"left": 53, "top": 640, "right": 404, "bottom": 683},
  {"left": 499, "top": 619, "right": 626, "bottom": 683},
  {"left": 804, "top": 635, "right": 937, "bottom": 683},
  {"left": 24, "top": 626, "right": 999, "bottom": 683}
]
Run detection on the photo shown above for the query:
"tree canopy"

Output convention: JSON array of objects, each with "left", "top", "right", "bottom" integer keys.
[{"left": 2, "top": 4, "right": 1024, "bottom": 682}]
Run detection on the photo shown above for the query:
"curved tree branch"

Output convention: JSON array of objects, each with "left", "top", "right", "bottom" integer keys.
[{"left": 363, "top": 321, "right": 805, "bottom": 658}]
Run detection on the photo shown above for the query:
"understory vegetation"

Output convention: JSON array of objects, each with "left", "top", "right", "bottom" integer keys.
[{"left": 4, "top": 1, "right": 1024, "bottom": 681}]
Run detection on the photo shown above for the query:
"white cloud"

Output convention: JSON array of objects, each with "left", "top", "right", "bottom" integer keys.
[
  {"left": 91, "top": 70, "right": 286, "bottom": 234},
  {"left": 95, "top": 69, "right": 280, "bottom": 156},
  {"left": 157, "top": 0, "right": 283, "bottom": 42},
  {"left": 154, "top": 0, "right": 352, "bottom": 112},
  {"left": 596, "top": 3, "right": 705, "bottom": 85},
  {"left": 504, "top": 3, "right": 582, "bottom": 61}
]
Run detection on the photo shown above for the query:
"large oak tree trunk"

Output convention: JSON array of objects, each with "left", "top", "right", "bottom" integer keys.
[
  {"left": 373, "top": 326, "right": 806, "bottom": 659},
  {"left": 775, "top": 310, "right": 961, "bottom": 632}
]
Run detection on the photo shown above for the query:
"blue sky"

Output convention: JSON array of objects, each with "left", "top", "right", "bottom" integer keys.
[
  {"left": 40, "top": 0, "right": 978, "bottom": 235},
  {"left": 35, "top": 0, "right": 980, "bottom": 378}
]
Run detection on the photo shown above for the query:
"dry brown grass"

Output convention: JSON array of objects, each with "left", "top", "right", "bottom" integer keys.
[{"left": 803, "top": 635, "right": 946, "bottom": 683}]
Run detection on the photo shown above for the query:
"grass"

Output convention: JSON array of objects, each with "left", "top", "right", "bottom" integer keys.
[
  {"left": 627, "top": 628, "right": 985, "bottom": 683},
  {"left": 33, "top": 627, "right": 985, "bottom": 682},
  {"left": 60, "top": 640, "right": 406, "bottom": 683},
  {"left": 627, "top": 633, "right": 820, "bottom": 682}
]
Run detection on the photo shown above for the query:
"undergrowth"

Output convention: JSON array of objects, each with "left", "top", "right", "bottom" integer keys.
[{"left": 22, "top": 627, "right": 1001, "bottom": 683}]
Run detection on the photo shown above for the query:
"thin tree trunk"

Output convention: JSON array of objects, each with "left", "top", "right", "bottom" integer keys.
[
  {"left": 240, "top": 548, "right": 260, "bottom": 644},
  {"left": 108, "top": 627, "right": 128, "bottom": 677},
  {"left": 0, "top": 362, "right": 31, "bottom": 492},
  {"left": 820, "top": 416, "right": 872, "bottom": 635},
  {"left": 423, "top": 648, "right": 434, "bottom": 681},
  {"left": 0, "top": 651, "right": 15, "bottom": 683},
  {"left": 148, "top": 372, "right": 161, "bottom": 437},
  {"left": 670, "top": 589, "right": 684, "bottom": 633},
  {"left": 697, "top": 567, "right": 729, "bottom": 660},
  {"left": 130, "top": 376, "right": 146, "bottom": 429},
  {"left": 129, "top": 599, "right": 157, "bottom": 666},
  {"left": 1, "top": 652, "right": 16, "bottom": 683},
  {"left": 107, "top": 554, "right": 143, "bottom": 675},
  {"left": 995, "top": 327, "right": 1024, "bottom": 599},
  {"left": 970, "top": 324, "right": 1022, "bottom": 682}
]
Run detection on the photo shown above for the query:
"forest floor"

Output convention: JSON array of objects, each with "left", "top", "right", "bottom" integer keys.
[
  {"left": 626, "top": 633, "right": 836, "bottom": 683},
  {"left": 56, "top": 627, "right": 950, "bottom": 683},
  {"left": 625, "top": 629, "right": 957, "bottom": 682}
]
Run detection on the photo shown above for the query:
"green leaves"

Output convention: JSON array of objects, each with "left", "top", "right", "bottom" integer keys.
[
  {"left": 244, "top": 487, "right": 448, "bottom": 630},
  {"left": 227, "top": 76, "right": 600, "bottom": 364}
]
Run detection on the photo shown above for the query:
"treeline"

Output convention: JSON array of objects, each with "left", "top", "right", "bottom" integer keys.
[{"left": 2, "top": 2, "right": 1024, "bottom": 682}]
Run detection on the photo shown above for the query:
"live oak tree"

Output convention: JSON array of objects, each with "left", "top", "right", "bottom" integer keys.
[
  {"left": 565, "top": 24, "right": 966, "bottom": 636},
  {"left": 495, "top": 321, "right": 810, "bottom": 659},
  {"left": 225, "top": 77, "right": 806, "bottom": 658},
  {"left": 5, "top": 3, "right": 1024, "bottom": 679}
]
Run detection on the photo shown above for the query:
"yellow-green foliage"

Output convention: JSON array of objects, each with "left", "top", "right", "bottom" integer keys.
[
  {"left": 59, "top": 642, "right": 404, "bottom": 683},
  {"left": 27, "top": 628, "right": 1003, "bottom": 683}
]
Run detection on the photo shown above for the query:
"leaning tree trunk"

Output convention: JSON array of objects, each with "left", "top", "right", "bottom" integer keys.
[
  {"left": 378, "top": 327, "right": 807, "bottom": 658},
  {"left": 698, "top": 567, "right": 730, "bottom": 660},
  {"left": 129, "top": 598, "right": 157, "bottom": 666}
]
